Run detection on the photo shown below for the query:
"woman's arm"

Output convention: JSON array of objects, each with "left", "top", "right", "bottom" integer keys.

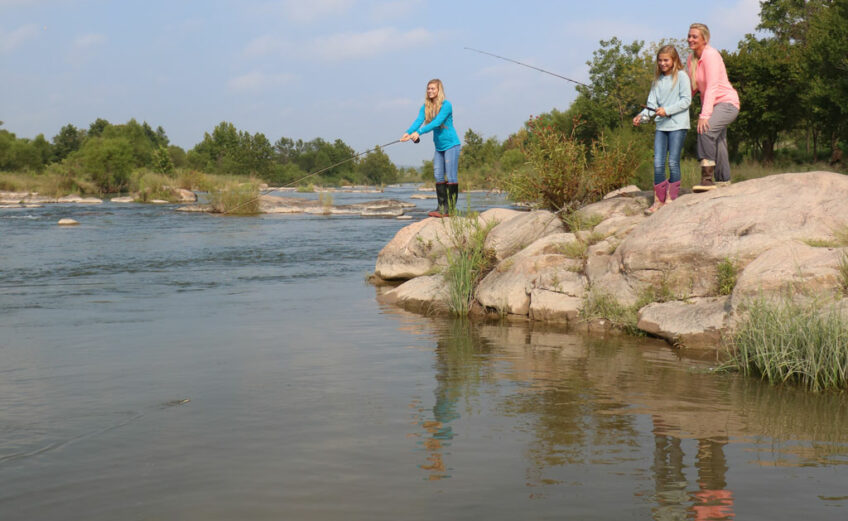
[{"left": 406, "top": 105, "right": 426, "bottom": 134}]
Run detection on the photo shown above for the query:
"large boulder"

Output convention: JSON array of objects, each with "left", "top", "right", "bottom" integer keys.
[
  {"left": 613, "top": 172, "right": 848, "bottom": 299},
  {"left": 637, "top": 297, "right": 731, "bottom": 348},
  {"left": 476, "top": 233, "right": 585, "bottom": 315},
  {"left": 377, "top": 275, "right": 450, "bottom": 314},
  {"left": 374, "top": 208, "right": 514, "bottom": 281},
  {"left": 484, "top": 210, "right": 565, "bottom": 261}
]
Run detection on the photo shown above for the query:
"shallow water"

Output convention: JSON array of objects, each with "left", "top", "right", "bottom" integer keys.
[{"left": 2, "top": 187, "right": 848, "bottom": 520}]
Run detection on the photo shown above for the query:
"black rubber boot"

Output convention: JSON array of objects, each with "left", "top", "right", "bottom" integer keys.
[
  {"left": 428, "top": 182, "right": 448, "bottom": 218},
  {"left": 446, "top": 183, "right": 459, "bottom": 215}
]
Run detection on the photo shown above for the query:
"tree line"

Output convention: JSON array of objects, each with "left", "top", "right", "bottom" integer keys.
[{"left": 0, "top": 118, "right": 406, "bottom": 193}]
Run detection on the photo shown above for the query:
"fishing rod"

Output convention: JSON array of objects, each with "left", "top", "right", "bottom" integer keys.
[
  {"left": 223, "top": 139, "right": 403, "bottom": 215},
  {"left": 464, "top": 46, "right": 659, "bottom": 114}
]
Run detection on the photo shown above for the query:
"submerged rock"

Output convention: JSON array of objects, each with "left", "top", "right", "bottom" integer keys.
[{"left": 58, "top": 218, "right": 79, "bottom": 226}]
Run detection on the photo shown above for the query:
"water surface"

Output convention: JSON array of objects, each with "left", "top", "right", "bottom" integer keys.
[{"left": 2, "top": 188, "right": 847, "bottom": 520}]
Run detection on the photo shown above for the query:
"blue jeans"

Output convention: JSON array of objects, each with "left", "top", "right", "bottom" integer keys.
[
  {"left": 654, "top": 129, "right": 687, "bottom": 185},
  {"left": 433, "top": 145, "right": 461, "bottom": 183}
]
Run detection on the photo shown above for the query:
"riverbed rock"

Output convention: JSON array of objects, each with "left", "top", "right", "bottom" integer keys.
[
  {"left": 111, "top": 196, "right": 135, "bottom": 203},
  {"left": 377, "top": 275, "right": 450, "bottom": 314},
  {"left": 57, "top": 218, "right": 79, "bottom": 226},
  {"left": 637, "top": 297, "right": 731, "bottom": 348},
  {"left": 57, "top": 195, "right": 103, "bottom": 204},
  {"left": 259, "top": 194, "right": 413, "bottom": 217}
]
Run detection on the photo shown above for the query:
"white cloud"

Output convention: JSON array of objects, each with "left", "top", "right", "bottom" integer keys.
[
  {"left": 370, "top": 0, "right": 422, "bottom": 21},
  {"left": 228, "top": 71, "right": 296, "bottom": 93},
  {"left": 256, "top": 0, "right": 355, "bottom": 23},
  {"left": 73, "top": 32, "right": 106, "bottom": 49},
  {"left": 0, "top": 23, "right": 39, "bottom": 54},
  {"left": 243, "top": 34, "right": 290, "bottom": 58},
  {"left": 312, "top": 27, "right": 432, "bottom": 61}
]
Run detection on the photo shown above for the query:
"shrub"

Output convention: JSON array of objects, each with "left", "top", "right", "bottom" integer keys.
[
  {"left": 730, "top": 296, "right": 848, "bottom": 392},
  {"left": 208, "top": 181, "right": 260, "bottom": 215},
  {"left": 495, "top": 117, "right": 639, "bottom": 213}
]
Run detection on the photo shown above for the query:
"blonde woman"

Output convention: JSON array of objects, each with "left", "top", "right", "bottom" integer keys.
[
  {"left": 401, "top": 79, "right": 462, "bottom": 217},
  {"left": 686, "top": 23, "right": 740, "bottom": 192}
]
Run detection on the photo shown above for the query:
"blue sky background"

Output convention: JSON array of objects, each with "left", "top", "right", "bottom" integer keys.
[{"left": 1, "top": 0, "right": 762, "bottom": 166}]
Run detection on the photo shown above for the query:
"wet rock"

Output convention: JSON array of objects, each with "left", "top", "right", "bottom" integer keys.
[
  {"left": 57, "top": 195, "right": 102, "bottom": 204},
  {"left": 58, "top": 218, "right": 79, "bottom": 226},
  {"left": 637, "top": 297, "right": 731, "bottom": 348}
]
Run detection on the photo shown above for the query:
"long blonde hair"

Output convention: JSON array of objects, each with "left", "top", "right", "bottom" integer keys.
[
  {"left": 424, "top": 79, "right": 445, "bottom": 125},
  {"left": 655, "top": 45, "right": 684, "bottom": 85},
  {"left": 688, "top": 23, "right": 711, "bottom": 91}
]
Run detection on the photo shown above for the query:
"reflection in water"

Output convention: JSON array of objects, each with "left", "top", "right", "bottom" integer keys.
[
  {"left": 384, "top": 310, "right": 848, "bottom": 513},
  {"left": 410, "top": 319, "right": 493, "bottom": 480}
]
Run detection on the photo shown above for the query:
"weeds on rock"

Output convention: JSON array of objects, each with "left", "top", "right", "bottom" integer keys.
[
  {"left": 209, "top": 181, "right": 260, "bottom": 215},
  {"left": 716, "top": 257, "right": 738, "bottom": 296},
  {"left": 442, "top": 211, "right": 498, "bottom": 316},
  {"left": 729, "top": 295, "right": 848, "bottom": 392}
]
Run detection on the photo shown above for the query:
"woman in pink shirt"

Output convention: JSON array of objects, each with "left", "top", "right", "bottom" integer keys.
[{"left": 686, "top": 23, "right": 740, "bottom": 192}]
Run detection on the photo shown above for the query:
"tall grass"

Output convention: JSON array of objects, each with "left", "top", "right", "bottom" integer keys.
[
  {"left": 730, "top": 296, "right": 848, "bottom": 392},
  {"left": 208, "top": 181, "right": 261, "bottom": 215},
  {"left": 441, "top": 212, "right": 497, "bottom": 315}
]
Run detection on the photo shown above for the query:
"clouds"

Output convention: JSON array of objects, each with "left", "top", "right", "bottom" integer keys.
[
  {"left": 312, "top": 27, "right": 432, "bottom": 61},
  {"left": 0, "top": 23, "right": 39, "bottom": 54},
  {"left": 228, "top": 71, "right": 297, "bottom": 93},
  {"left": 252, "top": 0, "right": 355, "bottom": 23},
  {"left": 243, "top": 27, "right": 434, "bottom": 62}
]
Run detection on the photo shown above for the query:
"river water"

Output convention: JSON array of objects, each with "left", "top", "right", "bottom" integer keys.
[{"left": 2, "top": 186, "right": 847, "bottom": 520}]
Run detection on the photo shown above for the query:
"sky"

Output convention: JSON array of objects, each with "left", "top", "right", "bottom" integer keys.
[{"left": 0, "top": 0, "right": 762, "bottom": 166}]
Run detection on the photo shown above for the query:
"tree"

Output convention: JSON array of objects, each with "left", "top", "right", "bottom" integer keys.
[
  {"left": 52, "top": 124, "right": 85, "bottom": 162},
  {"left": 152, "top": 146, "right": 174, "bottom": 174},
  {"left": 357, "top": 146, "right": 398, "bottom": 185},
  {"left": 75, "top": 137, "right": 134, "bottom": 192},
  {"left": 725, "top": 35, "right": 802, "bottom": 162}
]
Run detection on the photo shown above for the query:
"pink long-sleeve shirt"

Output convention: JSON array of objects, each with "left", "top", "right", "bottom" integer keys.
[{"left": 686, "top": 45, "right": 740, "bottom": 121}]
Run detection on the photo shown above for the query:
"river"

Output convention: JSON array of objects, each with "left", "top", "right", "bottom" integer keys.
[{"left": 2, "top": 186, "right": 847, "bottom": 520}]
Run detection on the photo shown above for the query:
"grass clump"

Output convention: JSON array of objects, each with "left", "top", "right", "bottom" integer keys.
[
  {"left": 729, "top": 296, "right": 848, "bottom": 392},
  {"left": 562, "top": 210, "right": 604, "bottom": 232},
  {"left": 839, "top": 252, "right": 848, "bottom": 296},
  {"left": 716, "top": 257, "right": 738, "bottom": 296},
  {"left": 208, "top": 181, "right": 261, "bottom": 215},
  {"left": 442, "top": 212, "right": 498, "bottom": 316},
  {"left": 580, "top": 289, "right": 642, "bottom": 335}
]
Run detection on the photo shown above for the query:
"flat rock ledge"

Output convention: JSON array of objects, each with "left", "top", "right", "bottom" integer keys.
[
  {"left": 177, "top": 195, "right": 416, "bottom": 217},
  {"left": 1, "top": 191, "right": 103, "bottom": 205},
  {"left": 372, "top": 172, "right": 848, "bottom": 351}
]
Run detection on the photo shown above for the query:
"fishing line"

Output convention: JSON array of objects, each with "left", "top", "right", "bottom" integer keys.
[
  {"left": 464, "top": 46, "right": 659, "bottom": 113},
  {"left": 223, "top": 139, "right": 403, "bottom": 215}
]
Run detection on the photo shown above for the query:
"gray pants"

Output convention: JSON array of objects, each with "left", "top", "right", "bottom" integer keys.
[{"left": 697, "top": 103, "right": 738, "bottom": 182}]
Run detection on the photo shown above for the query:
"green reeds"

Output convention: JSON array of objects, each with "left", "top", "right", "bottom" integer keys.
[
  {"left": 442, "top": 212, "right": 497, "bottom": 316},
  {"left": 730, "top": 296, "right": 848, "bottom": 392},
  {"left": 208, "top": 182, "right": 260, "bottom": 215}
]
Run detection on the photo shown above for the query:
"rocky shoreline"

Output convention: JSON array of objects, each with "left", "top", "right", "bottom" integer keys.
[{"left": 372, "top": 171, "right": 848, "bottom": 350}]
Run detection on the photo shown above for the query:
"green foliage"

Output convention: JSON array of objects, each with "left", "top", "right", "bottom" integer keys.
[
  {"left": 441, "top": 213, "right": 498, "bottom": 316},
  {"left": 579, "top": 289, "right": 643, "bottom": 335},
  {"left": 208, "top": 181, "right": 261, "bottom": 215},
  {"left": 0, "top": 129, "right": 52, "bottom": 172},
  {"left": 357, "top": 145, "right": 398, "bottom": 185},
  {"left": 730, "top": 295, "right": 848, "bottom": 391},
  {"left": 717, "top": 257, "right": 738, "bottom": 296},
  {"left": 75, "top": 136, "right": 134, "bottom": 192},
  {"left": 152, "top": 146, "right": 175, "bottom": 174},
  {"left": 131, "top": 171, "right": 180, "bottom": 202},
  {"left": 838, "top": 251, "right": 848, "bottom": 296},
  {"left": 52, "top": 124, "right": 84, "bottom": 162},
  {"left": 496, "top": 117, "right": 638, "bottom": 212}
]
